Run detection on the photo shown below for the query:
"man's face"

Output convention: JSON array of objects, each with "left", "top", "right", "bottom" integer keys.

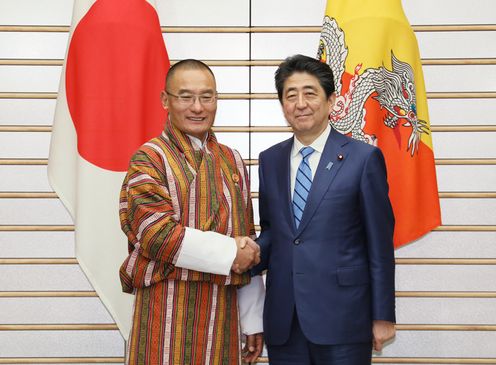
[
  {"left": 281, "top": 72, "right": 335, "bottom": 143},
  {"left": 161, "top": 68, "right": 217, "bottom": 140}
]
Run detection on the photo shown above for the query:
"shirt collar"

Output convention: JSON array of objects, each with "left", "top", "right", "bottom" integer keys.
[
  {"left": 187, "top": 134, "right": 207, "bottom": 150},
  {"left": 292, "top": 123, "right": 331, "bottom": 157}
]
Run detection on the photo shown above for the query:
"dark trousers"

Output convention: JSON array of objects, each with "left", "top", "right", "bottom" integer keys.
[{"left": 267, "top": 312, "right": 372, "bottom": 365}]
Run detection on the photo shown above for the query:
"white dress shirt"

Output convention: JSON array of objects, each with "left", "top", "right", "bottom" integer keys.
[{"left": 290, "top": 124, "right": 331, "bottom": 198}]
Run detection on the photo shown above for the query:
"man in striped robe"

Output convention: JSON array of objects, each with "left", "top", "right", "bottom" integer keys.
[{"left": 119, "top": 59, "right": 265, "bottom": 364}]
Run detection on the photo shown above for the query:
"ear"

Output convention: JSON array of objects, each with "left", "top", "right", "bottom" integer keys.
[
  {"left": 160, "top": 90, "right": 169, "bottom": 110},
  {"left": 327, "top": 92, "right": 337, "bottom": 114}
]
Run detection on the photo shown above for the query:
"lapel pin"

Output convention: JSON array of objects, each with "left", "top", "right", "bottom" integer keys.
[
  {"left": 325, "top": 161, "right": 333, "bottom": 170},
  {"left": 337, "top": 154, "right": 344, "bottom": 161}
]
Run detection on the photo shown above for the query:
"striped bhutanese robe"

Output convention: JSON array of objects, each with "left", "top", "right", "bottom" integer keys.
[{"left": 119, "top": 121, "right": 255, "bottom": 365}]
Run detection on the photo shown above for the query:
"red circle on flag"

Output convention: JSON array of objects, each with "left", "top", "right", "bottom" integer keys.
[{"left": 66, "top": 0, "right": 169, "bottom": 172}]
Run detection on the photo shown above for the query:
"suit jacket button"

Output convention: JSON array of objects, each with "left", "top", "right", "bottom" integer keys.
[{"left": 294, "top": 239, "right": 301, "bottom": 245}]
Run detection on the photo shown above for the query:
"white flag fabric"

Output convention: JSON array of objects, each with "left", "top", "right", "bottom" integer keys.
[{"left": 48, "top": 0, "right": 170, "bottom": 339}]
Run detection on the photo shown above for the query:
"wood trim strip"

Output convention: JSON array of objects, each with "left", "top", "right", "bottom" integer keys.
[
  {"left": 0, "top": 323, "right": 494, "bottom": 331},
  {"left": 1, "top": 92, "right": 495, "bottom": 100},
  {"left": 0, "top": 192, "right": 58, "bottom": 198},
  {"left": 0, "top": 225, "right": 74, "bottom": 231},
  {"left": 183, "top": 25, "right": 496, "bottom": 33},
  {"left": 431, "top": 126, "right": 496, "bottom": 132},
  {"left": 1, "top": 291, "right": 496, "bottom": 299},
  {"left": 0, "top": 59, "right": 63, "bottom": 66},
  {"left": 373, "top": 358, "right": 496, "bottom": 364},
  {"left": 438, "top": 192, "right": 496, "bottom": 198},
  {"left": 0, "top": 324, "right": 118, "bottom": 331},
  {"left": 0, "top": 126, "right": 52, "bottom": 132},
  {"left": 246, "top": 158, "right": 496, "bottom": 166},
  {"left": 1, "top": 24, "right": 495, "bottom": 32},
  {"left": 0, "top": 159, "right": 48, "bottom": 165},
  {"left": 0, "top": 291, "right": 97, "bottom": 297},
  {"left": 0, "top": 26, "right": 71, "bottom": 32},
  {"left": 2, "top": 225, "right": 494, "bottom": 232},
  {"left": 422, "top": 58, "right": 496, "bottom": 65},
  {"left": 427, "top": 92, "right": 496, "bottom": 99},
  {"left": 1, "top": 192, "right": 495, "bottom": 199},
  {"left": 434, "top": 226, "right": 496, "bottom": 232},
  {"left": 395, "top": 258, "right": 496, "bottom": 265},
  {"left": 0, "top": 290, "right": 495, "bottom": 298},
  {"left": 3, "top": 258, "right": 496, "bottom": 265},
  {"left": 0, "top": 359, "right": 124, "bottom": 364},
  {"left": 2, "top": 58, "right": 496, "bottom": 66},
  {"left": 0, "top": 93, "right": 57, "bottom": 99},
  {"left": 2, "top": 357, "right": 496, "bottom": 364},
  {"left": 249, "top": 192, "right": 489, "bottom": 199},
  {"left": 250, "top": 192, "right": 496, "bottom": 199},
  {"left": 412, "top": 25, "right": 496, "bottom": 32},
  {"left": 396, "top": 292, "right": 496, "bottom": 298},
  {"left": 2, "top": 158, "right": 495, "bottom": 166},
  {"left": 0, "top": 258, "right": 77, "bottom": 264},
  {"left": 263, "top": 225, "right": 496, "bottom": 232},
  {"left": 395, "top": 324, "right": 496, "bottom": 331},
  {"left": 229, "top": 92, "right": 496, "bottom": 100},
  {"left": 435, "top": 159, "right": 496, "bottom": 165},
  {"left": 2, "top": 125, "right": 496, "bottom": 133}
]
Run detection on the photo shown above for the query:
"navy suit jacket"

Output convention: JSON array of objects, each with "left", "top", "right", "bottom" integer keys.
[{"left": 253, "top": 128, "right": 395, "bottom": 346}]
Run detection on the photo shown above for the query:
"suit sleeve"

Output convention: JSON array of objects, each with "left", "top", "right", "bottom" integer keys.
[
  {"left": 359, "top": 147, "right": 396, "bottom": 322},
  {"left": 251, "top": 151, "right": 271, "bottom": 276}
]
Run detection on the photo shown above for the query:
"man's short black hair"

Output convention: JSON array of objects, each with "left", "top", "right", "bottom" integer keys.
[
  {"left": 275, "top": 54, "right": 335, "bottom": 103},
  {"left": 165, "top": 59, "right": 215, "bottom": 90}
]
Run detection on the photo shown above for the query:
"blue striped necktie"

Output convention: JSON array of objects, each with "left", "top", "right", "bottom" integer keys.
[{"left": 293, "top": 146, "right": 315, "bottom": 228}]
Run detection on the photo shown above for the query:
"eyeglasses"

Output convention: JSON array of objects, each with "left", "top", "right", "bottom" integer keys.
[{"left": 166, "top": 91, "right": 217, "bottom": 106}]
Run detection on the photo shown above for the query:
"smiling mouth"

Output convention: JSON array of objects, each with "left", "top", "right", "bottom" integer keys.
[{"left": 187, "top": 117, "right": 206, "bottom": 122}]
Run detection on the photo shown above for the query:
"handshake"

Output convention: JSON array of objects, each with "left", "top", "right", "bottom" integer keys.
[{"left": 231, "top": 236, "right": 261, "bottom": 274}]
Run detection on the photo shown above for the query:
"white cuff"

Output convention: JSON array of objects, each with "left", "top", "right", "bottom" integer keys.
[
  {"left": 238, "top": 275, "right": 265, "bottom": 335},
  {"left": 175, "top": 227, "right": 237, "bottom": 276}
]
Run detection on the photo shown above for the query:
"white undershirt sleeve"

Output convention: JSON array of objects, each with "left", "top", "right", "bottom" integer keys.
[
  {"left": 175, "top": 227, "right": 237, "bottom": 276},
  {"left": 238, "top": 275, "right": 265, "bottom": 335}
]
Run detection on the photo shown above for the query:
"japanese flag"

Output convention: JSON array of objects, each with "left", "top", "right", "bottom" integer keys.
[{"left": 48, "top": 0, "right": 170, "bottom": 338}]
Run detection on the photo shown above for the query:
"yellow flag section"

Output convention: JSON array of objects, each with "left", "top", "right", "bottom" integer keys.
[
  {"left": 48, "top": 0, "right": 169, "bottom": 338},
  {"left": 318, "top": 0, "right": 441, "bottom": 247}
]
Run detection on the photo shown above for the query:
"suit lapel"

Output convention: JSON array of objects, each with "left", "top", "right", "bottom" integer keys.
[{"left": 296, "top": 129, "right": 348, "bottom": 235}]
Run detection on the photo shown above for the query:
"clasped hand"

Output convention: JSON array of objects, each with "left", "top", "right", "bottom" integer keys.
[{"left": 231, "top": 236, "right": 261, "bottom": 274}]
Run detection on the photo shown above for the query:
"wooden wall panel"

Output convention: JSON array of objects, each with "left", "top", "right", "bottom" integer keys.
[{"left": 0, "top": 0, "right": 495, "bottom": 362}]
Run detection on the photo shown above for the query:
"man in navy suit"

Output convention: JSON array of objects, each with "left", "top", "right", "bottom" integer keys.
[{"left": 253, "top": 54, "right": 396, "bottom": 364}]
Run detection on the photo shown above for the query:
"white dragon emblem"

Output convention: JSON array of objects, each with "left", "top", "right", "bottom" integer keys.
[{"left": 318, "top": 16, "right": 429, "bottom": 155}]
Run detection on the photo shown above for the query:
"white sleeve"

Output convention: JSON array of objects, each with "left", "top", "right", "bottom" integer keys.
[
  {"left": 238, "top": 275, "right": 265, "bottom": 335},
  {"left": 175, "top": 227, "right": 237, "bottom": 276}
]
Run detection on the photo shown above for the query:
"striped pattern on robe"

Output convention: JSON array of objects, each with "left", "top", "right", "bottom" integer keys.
[{"left": 119, "top": 121, "right": 255, "bottom": 364}]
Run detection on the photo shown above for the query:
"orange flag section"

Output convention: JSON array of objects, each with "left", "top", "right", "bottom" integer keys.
[{"left": 319, "top": 0, "right": 441, "bottom": 247}]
